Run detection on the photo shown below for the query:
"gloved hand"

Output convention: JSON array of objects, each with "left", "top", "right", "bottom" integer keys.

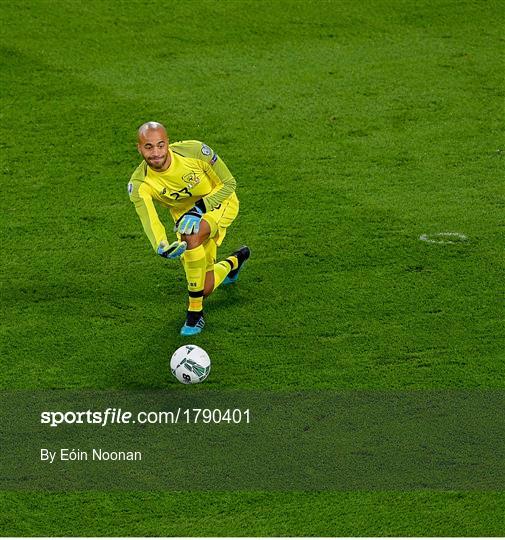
[
  {"left": 175, "top": 206, "right": 204, "bottom": 235},
  {"left": 157, "top": 240, "right": 187, "bottom": 259}
]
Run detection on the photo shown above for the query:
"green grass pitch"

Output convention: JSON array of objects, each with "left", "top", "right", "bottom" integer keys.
[{"left": 1, "top": 0, "right": 504, "bottom": 536}]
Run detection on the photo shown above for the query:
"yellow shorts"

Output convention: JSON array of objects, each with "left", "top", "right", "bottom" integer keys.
[
  {"left": 202, "top": 196, "right": 239, "bottom": 271},
  {"left": 202, "top": 195, "right": 239, "bottom": 247},
  {"left": 177, "top": 195, "right": 239, "bottom": 273}
]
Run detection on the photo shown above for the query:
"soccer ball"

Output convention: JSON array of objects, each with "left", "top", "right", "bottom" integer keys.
[{"left": 170, "top": 345, "right": 211, "bottom": 384}]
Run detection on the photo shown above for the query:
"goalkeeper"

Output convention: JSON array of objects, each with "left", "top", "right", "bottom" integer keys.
[{"left": 128, "top": 121, "right": 250, "bottom": 336}]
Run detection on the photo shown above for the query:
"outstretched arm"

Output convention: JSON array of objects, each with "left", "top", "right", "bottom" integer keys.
[{"left": 128, "top": 180, "right": 186, "bottom": 258}]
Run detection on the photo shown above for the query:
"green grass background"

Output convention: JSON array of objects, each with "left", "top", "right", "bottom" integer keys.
[{"left": 1, "top": 0, "right": 504, "bottom": 535}]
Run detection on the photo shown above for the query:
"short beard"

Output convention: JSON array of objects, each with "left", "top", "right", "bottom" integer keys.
[{"left": 148, "top": 155, "right": 168, "bottom": 171}]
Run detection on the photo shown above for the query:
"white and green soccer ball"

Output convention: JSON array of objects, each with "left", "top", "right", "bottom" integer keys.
[{"left": 170, "top": 345, "right": 211, "bottom": 384}]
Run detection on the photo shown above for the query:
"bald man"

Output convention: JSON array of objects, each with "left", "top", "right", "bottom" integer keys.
[{"left": 128, "top": 122, "right": 250, "bottom": 336}]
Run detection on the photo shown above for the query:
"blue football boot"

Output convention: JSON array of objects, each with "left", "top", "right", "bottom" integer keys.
[
  {"left": 223, "top": 246, "right": 251, "bottom": 285},
  {"left": 180, "top": 311, "right": 205, "bottom": 336}
]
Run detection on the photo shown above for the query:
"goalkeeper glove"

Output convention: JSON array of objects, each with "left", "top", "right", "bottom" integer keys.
[
  {"left": 175, "top": 203, "right": 205, "bottom": 235},
  {"left": 157, "top": 240, "right": 187, "bottom": 259}
]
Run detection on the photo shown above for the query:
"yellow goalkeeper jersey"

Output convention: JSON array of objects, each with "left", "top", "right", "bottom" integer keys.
[{"left": 128, "top": 140, "right": 238, "bottom": 251}]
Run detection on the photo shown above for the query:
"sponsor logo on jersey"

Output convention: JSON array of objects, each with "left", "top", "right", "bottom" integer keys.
[
  {"left": 127, "top": 182, "right": 133, "bottom": 194},
  {"left": 210, "top": 153, "right": 218, "bottom": 165},
  {"left": 201, "top": 144, "right": 212, "bottom": 156}
]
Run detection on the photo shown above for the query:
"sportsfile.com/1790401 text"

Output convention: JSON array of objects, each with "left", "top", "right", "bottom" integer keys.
[{"left": 40, "top": 408, "right": 251, "bottom": 427}]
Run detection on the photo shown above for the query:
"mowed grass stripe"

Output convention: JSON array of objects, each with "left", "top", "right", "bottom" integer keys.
[{"left": 1, "top": 491, "right": 505, "bottom": 537}]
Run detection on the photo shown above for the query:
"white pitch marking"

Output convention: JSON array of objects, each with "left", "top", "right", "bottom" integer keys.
[{"left": 419, "top": 232, "right": 468, "bottom": 244}]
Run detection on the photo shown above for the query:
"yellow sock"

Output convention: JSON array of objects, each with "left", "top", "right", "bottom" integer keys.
[
  {"left": 212, "top": 255, "right": 239, "bottom": 292},
  {"left": 182, "top": 245, "right": 206, "bottom": 312},
  {"left": 228, "top": 255, "right": 238, "bottom": 271}
]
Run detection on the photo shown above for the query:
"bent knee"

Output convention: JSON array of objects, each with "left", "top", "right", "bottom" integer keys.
[
  {"left": 182, "top": 234, "right": 202, "bottom": 250},
  {"left": 181, "top": 227, "right": 210, "bottom": 250}
]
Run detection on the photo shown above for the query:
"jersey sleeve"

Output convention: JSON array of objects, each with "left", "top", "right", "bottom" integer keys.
[
  {"left": 198, "top": 143, "right": 237, "bottom": 211},
  {"left": 128, "top": 173, "right": 167, "bottom": 251}
]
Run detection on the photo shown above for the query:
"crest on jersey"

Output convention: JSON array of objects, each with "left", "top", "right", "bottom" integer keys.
[
  {"left": 182, "top": 172, "right": 201, "bottom": 188},
  {"left": 201, "top": 144, "right": 212, "bottom": 156}
]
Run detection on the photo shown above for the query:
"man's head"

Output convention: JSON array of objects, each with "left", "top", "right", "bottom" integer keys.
[{"left": 137, "top": 121, "right": 171, "bottom": 171}]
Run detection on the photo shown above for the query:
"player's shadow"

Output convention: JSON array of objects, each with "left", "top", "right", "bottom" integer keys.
[{"left": 204, "top": 284, "right": 251, "bottom": 312}]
